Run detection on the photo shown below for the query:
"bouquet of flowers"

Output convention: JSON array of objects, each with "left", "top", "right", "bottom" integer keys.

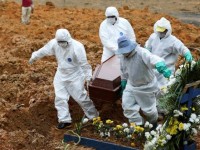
[{"left": 144, "top": 59, "right": 200, "bottom": 150}]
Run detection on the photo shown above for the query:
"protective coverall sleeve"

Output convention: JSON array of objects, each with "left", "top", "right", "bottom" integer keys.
[
  {"left": 99, "top": 23, "right": 117, "bottom": 51},
  {"left": 172, "top": 39, "right": 191, "bottom": 59},
  {"left": 75, "top": 44, "right": 92, "bottom": 81},
  {"left": 30, "top": 39, "right": 55, "bottom": 61},
  {"left": 120, "top": 56, "right": 128, "bottom": 80},
  {"left": 144, "top": 33, "right": 156, "bottom": 52},
  {"left": 140, "top": 47, "right": 164, "bottom": 69},
  {"left": 125, "top": 20, "right": 136, "bottom": 42}
]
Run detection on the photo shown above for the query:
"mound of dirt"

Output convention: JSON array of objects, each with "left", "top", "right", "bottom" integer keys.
[{"left": 0, "top": 1, "right": 200, "bottom": 149}]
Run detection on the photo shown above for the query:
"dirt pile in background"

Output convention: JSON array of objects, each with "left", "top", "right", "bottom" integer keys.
[{"left": 0, "top": 1, "right": 200, "bottom": 149}]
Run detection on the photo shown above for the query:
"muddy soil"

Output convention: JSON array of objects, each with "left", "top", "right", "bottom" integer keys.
[
  {"left": 0, "top": 1, "right": 200, "bottom": 150},
  {"left": 13, "top": 0, "right": 200, "bottom": 26}
]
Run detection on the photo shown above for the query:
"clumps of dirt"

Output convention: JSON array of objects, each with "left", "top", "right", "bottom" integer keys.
[{"left": 0, "top": 1, "right": 200, "bottom": 149}]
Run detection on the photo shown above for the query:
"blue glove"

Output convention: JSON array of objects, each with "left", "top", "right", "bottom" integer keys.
[
  {"left": 121, "top": 80, "right": 127, "bottom": 95},
  {"left": 155, "top": 62, "right": 167, "bottom": 73},
  {"left": 184, "top": 51, "right": 193, "bottom": 62},
  {"left": 163, "top": 68, "right": 171, "bottom": 78}
]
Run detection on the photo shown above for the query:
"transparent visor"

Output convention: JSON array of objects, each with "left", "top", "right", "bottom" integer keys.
[{"left": 57, "top": 41, "right": 69, "bottom": 48}]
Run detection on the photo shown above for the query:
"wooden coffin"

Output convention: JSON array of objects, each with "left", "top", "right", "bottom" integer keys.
[{"left": 89, "top": 55, "right": 121, "bottom": 104}]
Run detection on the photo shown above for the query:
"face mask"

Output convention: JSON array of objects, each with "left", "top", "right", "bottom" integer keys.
[
  {"left": 107, "top": 18, "right": 116, "bottom": 25},
  {"left": 58, "top": 41, "right": 69, "bottom": 48}
]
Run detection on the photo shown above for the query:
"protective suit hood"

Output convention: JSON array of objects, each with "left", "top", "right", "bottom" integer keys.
[
  {"left": 55, "top": 29, "right": 72, "bottom": 42},
  {"left": 105, "top": 7, "right": 119, "bottom": 18},
  {"left": 154, "top": 17, "right": 172, "bottom": 38}
]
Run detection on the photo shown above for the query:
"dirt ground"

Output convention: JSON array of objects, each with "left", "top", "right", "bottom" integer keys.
[{"left": 0, "top": 0, "right": 200, "bottom": 150}]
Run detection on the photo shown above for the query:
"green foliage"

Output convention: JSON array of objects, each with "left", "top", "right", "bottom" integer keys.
[{"left": 158, "top": 59, "right": 200, "bottom": 113}]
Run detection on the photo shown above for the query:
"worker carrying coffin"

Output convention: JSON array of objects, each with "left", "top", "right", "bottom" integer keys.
[
  {"left": 29, "top": 29, "right": 99, "bottom": 129},
  {"left": 115, "top": 36, "right": 171, "bottom": 128}
]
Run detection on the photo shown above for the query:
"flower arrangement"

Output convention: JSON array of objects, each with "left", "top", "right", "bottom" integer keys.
[
  {"left": 91, "top": 117, "right": 153, "bottom": 147},
  {"left": 144, "top": 59, "right": 200, "bottom": 150}
]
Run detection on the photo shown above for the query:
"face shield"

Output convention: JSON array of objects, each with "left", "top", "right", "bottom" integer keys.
[
  {"left": 57, "top": 41, "right": 69, "bottom": 48},
  {"left": 105, "top": 7, "right": 119, "bottom": 25},
  {"left": 55, "top": 29, "right": 72, "bottom": 48},
  {"left": 106, "top": 16, "right": 117, "bottom": 25}
]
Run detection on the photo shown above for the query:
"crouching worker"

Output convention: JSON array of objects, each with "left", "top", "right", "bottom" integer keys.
[
  {"left": 29, "top": 29, "right": 99, "bottom": 129},
  {"left": 116, "top": 36, "right": 171, "bottom": 128}
]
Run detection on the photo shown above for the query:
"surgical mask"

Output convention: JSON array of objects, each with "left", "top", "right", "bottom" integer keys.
[
  {"left": 107, "top": 17, "right": 116, "bottom": 25},
  {"left": 58, "top": 41, "right": 69, "bottom": 48}
]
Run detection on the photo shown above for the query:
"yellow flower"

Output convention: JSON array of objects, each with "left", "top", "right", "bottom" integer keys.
[
  {"left": 181, "top": 105, "right": 188, "bottom": 112},
  {"left": 179, "top": 123, "right": 184, "bottom": 131},
  {"left": 192, "top": 107, "right": 195, "bottom": 111},
  {"left": 97, "top": 117, "right": 101, "bottom": 121},
  {"left": 135, "top": 126, "right": 144, "bottom": 133},
  {"left": 106, "top": 119, "right": 113, "bottom": 124},
  {"left": 166, "top": 125, "right": 178, "bottom": 135},
  {"left": 116, "top": 125, "right": 123, "bottom": 130},
  {"left": 131, "top": 142, "right": 136, "bottom": 147},
  {"left": 93, "top": 117, "right": 97, "bottom": 122},
  {"left": 130, "top": 122, "right": 136, "bottom": 128}
]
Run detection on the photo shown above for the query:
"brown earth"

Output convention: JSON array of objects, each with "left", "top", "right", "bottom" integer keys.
[{"left": 0, "top": 1, "right": 200, "bottom": 150}]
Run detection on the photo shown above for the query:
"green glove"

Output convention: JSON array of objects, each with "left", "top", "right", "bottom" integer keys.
[
  {"left": 155, "top": 61, "right": 167, "bottom": 73},
  {"left": 121, "top": 80, "right": 127, "bottom": 95},
  {"left": 184, "top": 51, "right": 193, "bottom": 62},
  {"left": 163, "top": 68, "right": 171, "bottom": 78}
]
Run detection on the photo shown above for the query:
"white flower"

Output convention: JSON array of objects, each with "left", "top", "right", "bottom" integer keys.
[
  {"left": 156, "top": 124, "right": 162, "bottom": 131},
  {"left": 122, "top": 123, "right": 128, "bottom": 128},
  {"left": 195, "top": 118, "right": 200, "bottom": 123},
  {"left": 183, "top": 123, "right": 191, "bottom": 131},
  {"left": 127, "top": 135, "right": 132, "bottom": 138},
  {"left": 192, "top": 128, "right": 198, "bottom": 136},
  {"left": 189, "top": 114, "right": 197, "bottom": 123},
  {"left": 162, "top": 139, "right": 167, "bottom": 145},
  {"left": 145, "top": 132, "right": 151, "bottom": 139},
  {"left": 173, "top": 110, "right": 183, "bottom": 117},
  {"left": 144, "top": 121, "right": 150, "bottom": 128},
  {"left": 124, "top": 128, "right": 130, "bottom": 133},
  {"left": 106, "top": 132, "right": 111, "bottom": 137},
  {"left": 161, "top": 86, "right": 168, "bottom": 94},
  {"left": 191, "top": 113, "right": 197, "bottom": 120},
  {"left": 150, "top": 130, "right": 157, "bottom": 136},
  {"left": 149, "top": 124, "right": 153, "bottom": 129},
  {"left": 191, "top": 60, "right": 196, "bottom": 68},
  {"left": 144, "top": 141, "right": 154, "bottom": 150},
  {"left": 166, "top": 134, "right": 172, "bottom": 140},
  {"left": 82, "top": 118, "right": 89, "bottom": 124},
  {"left": 100, "top": 132, "right": 104, "bottom": 137},
  {"left": 189, "top": 118, "right": 195, "bottom": 123}
]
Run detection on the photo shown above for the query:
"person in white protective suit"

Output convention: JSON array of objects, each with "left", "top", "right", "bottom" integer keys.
[
  {"left": 115, "top": 36, "right": 171, "bottom": 127},
  {"left": 145, "top": 17, "right": 193, "bottom": 89},
  {"left": 29, "top": 29, "right": 99, "bottom": 129},
  {"left": 99, "top": 6, "right": 136, "bottom": 63}
]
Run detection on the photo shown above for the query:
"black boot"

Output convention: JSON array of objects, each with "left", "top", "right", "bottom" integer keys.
[{"left": 57, "top": 122, "right": 72, "bottom": 129}]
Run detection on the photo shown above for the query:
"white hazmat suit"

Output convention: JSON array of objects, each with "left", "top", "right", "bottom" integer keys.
[
  {"left": 99, "top": 6, "right": 136, "bottom": 63},
  {"left": 29, "top": 29, "right": 98, "bottom": 123},
  {"left": 120, "top": 45, "right": 164, "bottom": 125},
  {"left": 145, "top": 17, "right": 191, "bottom": 88}
]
